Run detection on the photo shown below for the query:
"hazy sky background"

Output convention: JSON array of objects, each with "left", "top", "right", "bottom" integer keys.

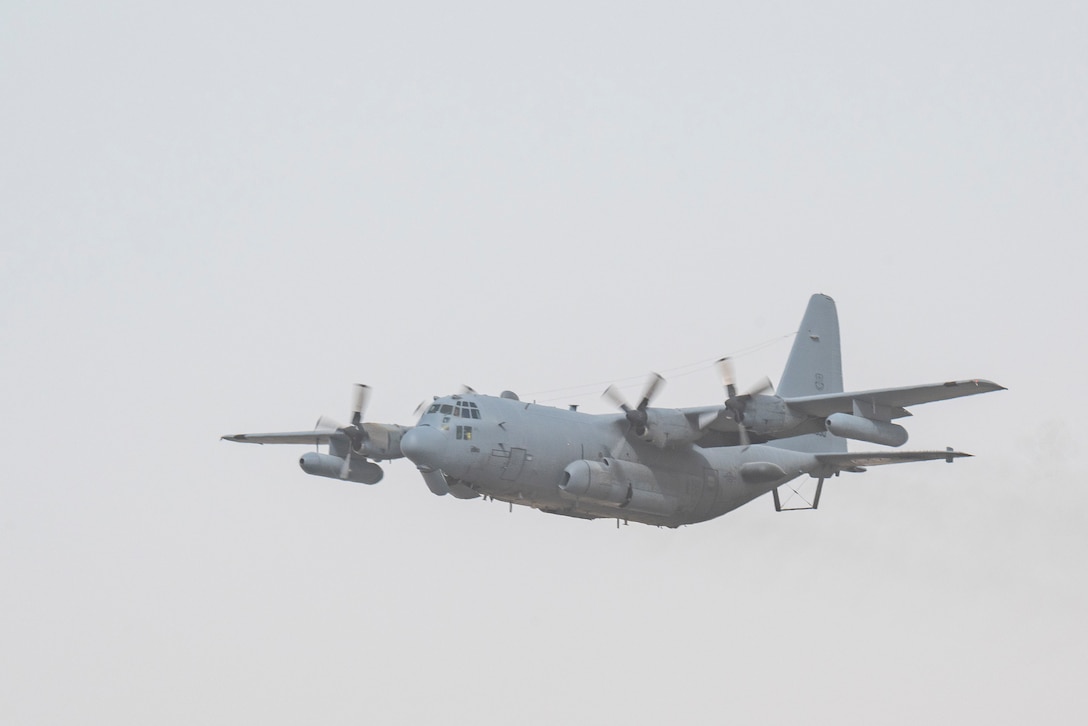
[{"left": 3, "top": 1, "right": 1086, "bottom": 723}]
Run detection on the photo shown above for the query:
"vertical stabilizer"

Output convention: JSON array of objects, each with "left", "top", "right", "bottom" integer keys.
[
  {"left": 777, "top": 294, "right": 843, "bottom": 398},
  {"left": 772, "top": 294, "right": 846, "bottom": 454}
]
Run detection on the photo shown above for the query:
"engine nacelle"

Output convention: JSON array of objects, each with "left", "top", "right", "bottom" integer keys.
[
  {"left": 825, "top": 413, "right": 908, "bottom": 447},
  {"left": 745, "top": 396, "right": 815, "bottom": 437},
  {"left": 559, "top": 458, "right": 677, "bottom": 517},
  {"left": 299, "top": 452, "right": 384, "bottom": 484},
  {"left": 641, "top": 409, "right": 703, "bottom": 448},
  {"left": 354, "top": 423, "right": 409, "bottom": 460}
]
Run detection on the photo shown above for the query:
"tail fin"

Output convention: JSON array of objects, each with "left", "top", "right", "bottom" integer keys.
[
  {"left": 772, "top": 294, "right": 846, "bottom": 454},
  {"left": 778, "top": 294, "right": 843, "bottom": 398}
]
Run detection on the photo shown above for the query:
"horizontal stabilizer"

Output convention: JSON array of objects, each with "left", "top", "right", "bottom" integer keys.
[
  {"left": 816, "top": 448, "right": 970, "bottom": 473},
  {"left": 786, "top": 379, "right": 1005, "bottom": 419},
  {"left": 221, "top": 429, "right": 345, "bottom": 445}
]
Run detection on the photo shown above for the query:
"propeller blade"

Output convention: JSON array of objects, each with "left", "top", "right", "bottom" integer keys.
[
  {"left": 339, "top": 452, "right": 352, "bottom": 478},
  {"left": 716, "top": 357, "right": 738, "bottom": 399},
  {"left": 638, "top": 372, "right": 665, "bottom": 410},
  {"left": 603, "top": 384, "right": 633, "bottom": 413},
  {"left": 738, "top": 423, "right": 750, "bottom": 448},
  {"left": 315, "top": 415, "right": 345, "bottom": 431},
  {"left": 745, "top": 376, "right": 774, "bottom": 397},
  {"left": 350, "top": 384, "right": 371, "bottom": 426},
  {"left": 697, "top": 410, "right": 719, "bottom": 430},
  {"left": 459, "top": 384, "right": 477, "bottom": 395}
]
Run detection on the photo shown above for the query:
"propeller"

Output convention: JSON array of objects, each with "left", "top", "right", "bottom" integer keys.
[
  {"left": 603, "top": 372, "right": 665, "bottom": 437},
  {"left": 312, "top": 384, "right": 373, "bottom": 478},
  {"left": 715, "top": 358, "right": 774, "bottom": 446}
]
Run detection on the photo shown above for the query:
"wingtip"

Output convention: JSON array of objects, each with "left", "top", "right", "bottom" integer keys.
[
  {"left": 222, "top": 434, "right": 256, "bottom": 443},
  {"left": 944, "top": 447, "right": 972, "bottom": 462}
]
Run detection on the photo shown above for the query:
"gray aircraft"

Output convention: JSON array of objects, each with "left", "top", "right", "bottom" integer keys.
[{"left": 223, "top": 294, "right": 1004, "bottom": 527}]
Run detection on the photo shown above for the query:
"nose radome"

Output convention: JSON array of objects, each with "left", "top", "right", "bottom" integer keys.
[{"left": 400, "top": 426, "right": 448, "bottom": 469}]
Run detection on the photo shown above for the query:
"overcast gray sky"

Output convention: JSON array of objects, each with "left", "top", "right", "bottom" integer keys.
[{"left": 3, "top": 1, "right": 1086, "bottom": 723}]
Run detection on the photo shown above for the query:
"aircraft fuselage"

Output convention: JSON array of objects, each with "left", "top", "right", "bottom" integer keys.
[{"left": 403, "top": 393, "right": 818, "bottom": 527}]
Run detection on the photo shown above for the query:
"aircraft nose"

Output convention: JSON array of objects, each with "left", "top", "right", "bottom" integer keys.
[{"left": 401, "top": 425, "right": 448, "bottom": 470}]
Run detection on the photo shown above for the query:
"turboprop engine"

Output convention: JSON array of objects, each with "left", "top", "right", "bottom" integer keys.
[
  {"left": 347, "top": 422, "right": 408, "bottom": 460},
  {"left": 602, "top": 373, "right": 703, "bottom": 448},
  {"left": 559, "top": 458, "right": 678, "bottom": 517},
  {"left": 308, "top": 384, "right": 408, "bottom": 482},
  {"left": 825, "top": 413, "right": 908, "bottom": 447}
]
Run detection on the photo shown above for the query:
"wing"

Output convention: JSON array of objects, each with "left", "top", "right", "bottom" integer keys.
[
  {"left": 785, "top": 379, "right": 1005, "bottom": 419},
  {"left": 816, "top": 449, "right": 970, "bottom": 473},
  {"left": 221, "top": 429, "right": 344, "bottom": 445}
]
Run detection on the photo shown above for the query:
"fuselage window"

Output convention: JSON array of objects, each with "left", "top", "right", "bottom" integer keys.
[{"left": 456, "top": 425, "right": 473, "bottom": 440}]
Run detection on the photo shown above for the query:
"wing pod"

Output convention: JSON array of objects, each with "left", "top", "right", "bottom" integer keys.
[
  {"left": 825, "top": 413, "right": 909, "bottom": 447},
  {"left": 299, "top": 452, "right": 384, "bottom": 484}
]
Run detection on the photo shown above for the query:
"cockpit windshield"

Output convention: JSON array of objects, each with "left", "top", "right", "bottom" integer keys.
[{"left": 426, "top": 400, "right": 481, "bottom": 419}]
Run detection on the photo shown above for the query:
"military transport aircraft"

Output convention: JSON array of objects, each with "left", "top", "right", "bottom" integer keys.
[{"left": 223, "top": 294, "right": 1004, "bottom": 527}]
